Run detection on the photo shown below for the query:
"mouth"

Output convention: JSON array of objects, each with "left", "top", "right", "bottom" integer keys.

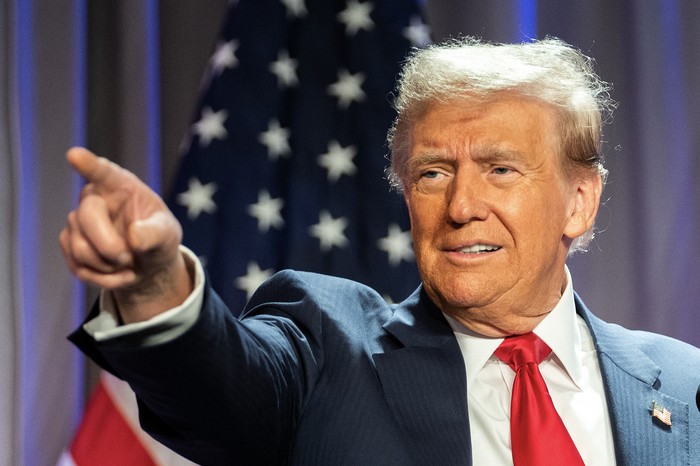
[{"left": 454, "top": 244, "right": 502, "bottom": 254}]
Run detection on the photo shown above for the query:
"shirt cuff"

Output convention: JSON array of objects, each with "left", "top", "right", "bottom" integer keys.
[{"left": 82, "top": 246, "right": 205, "bottom": 346}]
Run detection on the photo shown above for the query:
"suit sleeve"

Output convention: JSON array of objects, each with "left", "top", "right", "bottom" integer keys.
[{"left": 69, "top": 270, "right": 325, "bottom": 466}]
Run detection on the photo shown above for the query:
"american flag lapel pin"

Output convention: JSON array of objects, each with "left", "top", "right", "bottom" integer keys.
[{"left": 651, "top": 400, "right": 672, "bottom": 427}]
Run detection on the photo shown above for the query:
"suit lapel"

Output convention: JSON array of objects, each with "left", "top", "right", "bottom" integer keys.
[
  {"left": 577, "top": 295, "right": 690, "bottom": 466},
  {"left": 373, "top": 288, "right": 472, "bottom": 466},
  {"left": 372, "top": 289, "right": 692, "bottom": 466}
]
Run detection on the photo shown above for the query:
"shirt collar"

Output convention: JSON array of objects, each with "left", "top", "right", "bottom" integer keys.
[
  {"left": 445, "top": 266, "right": 584, "bottom": 389},
  {"left": 533, "top": 266, "right": 584, "bottom": 389}
]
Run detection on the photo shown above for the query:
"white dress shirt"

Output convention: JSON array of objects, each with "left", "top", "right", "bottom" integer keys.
[
  {"left": 445, "top": 267, "right": 616, "bottom": 465},
  {"left": 85, "top": 252, "right": 617, "bottom": 464}
]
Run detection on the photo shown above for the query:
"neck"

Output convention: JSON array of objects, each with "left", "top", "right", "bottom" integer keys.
[
  {"left": 440, "top": 270, "right": 569, "bottom": 338},
  {"left": 446, "top": 309, "right": 550, "bottom": 337}
]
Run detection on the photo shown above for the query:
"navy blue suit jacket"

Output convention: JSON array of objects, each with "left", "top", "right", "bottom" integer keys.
[{"left": 70, "top": 270, "right": 700, "bottom": 465}]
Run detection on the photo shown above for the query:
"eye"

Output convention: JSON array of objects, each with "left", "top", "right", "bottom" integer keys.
[
  {"left": 422, "top": 170, "right": 442, "bottom": 179},
  {"left": 412, "top": 168, "right": 450, "bottom": 193},
  {"left": 486, "top": 164, "right": 521, "bottom": 186}
]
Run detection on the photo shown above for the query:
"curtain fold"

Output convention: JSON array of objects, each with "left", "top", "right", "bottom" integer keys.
[
  {"left": 0, "top": 1, "right": 19, "bottom": 464},
  {"left": 3, "top": 0, "right": 87, "bottom": 464}
]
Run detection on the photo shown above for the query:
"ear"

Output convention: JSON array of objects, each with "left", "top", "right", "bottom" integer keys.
[{"left": 563, "top": 173, "right": 602, "bottom": 240}]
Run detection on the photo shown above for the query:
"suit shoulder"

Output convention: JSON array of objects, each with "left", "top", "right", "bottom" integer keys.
[
  {"left": 595, "top": 318, "right": 700, "bottom": 386},
  {"left": 593, "top": 316, "right": 700, "bottom": 362},
  {"left": 630, "top": 328, "right": 700, "bottom": 363},
  {"left": 578, "top": 296, "right": 700, "bottom": 363},
  {"left": 244, "top": 269, "right": 393, "bottom": 323},
  {"left": 255, "top": 269, "right": 386, "bottom": 302}
]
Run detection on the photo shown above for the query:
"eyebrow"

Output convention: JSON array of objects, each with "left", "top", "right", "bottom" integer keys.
[
  {"left": 470, "top": 144, "right": 525, "bottom": 164},
  {"left": 407, "top": 145, "right": 525, "bottom": 174},
  {"left": 406, "top": 153, "right": 455, "bottom": 174}
]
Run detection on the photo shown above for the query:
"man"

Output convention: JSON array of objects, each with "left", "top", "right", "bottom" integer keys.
[{"left": 62, "top": 38, "right": 700, "bottom": 465}]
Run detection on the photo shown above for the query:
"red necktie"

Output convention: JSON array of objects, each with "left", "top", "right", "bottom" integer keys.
[{"left": 494, "top": 332, "right": 584, "bottom": 466}]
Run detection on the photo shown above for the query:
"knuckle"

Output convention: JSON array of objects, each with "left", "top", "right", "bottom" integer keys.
[
  {"left": 67, "top": 211, "right": 78, "bottom": 228},
  {"left": 78, "top": 192, "right": 103, "bottom": 211},
  {"left": 79, "top": 183, "right": 95, "bottom": 200},
  {"left": 59, "top": 228, "right": 68, "bottom": 245},
  {"left": 70, "top": 236, "right": 100, "bottom": 266},
  {"left": 74, "top": 267, "right": 92, "bottom": 283}
]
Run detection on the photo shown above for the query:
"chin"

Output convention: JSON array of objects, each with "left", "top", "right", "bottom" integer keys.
[{"left": 429, "top": 284, "right": 496, "bottom": 313}]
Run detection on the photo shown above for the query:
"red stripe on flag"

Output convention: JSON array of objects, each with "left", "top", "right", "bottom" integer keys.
[{"left": 70, "top": 380, "right": 157, "bottom": 466}]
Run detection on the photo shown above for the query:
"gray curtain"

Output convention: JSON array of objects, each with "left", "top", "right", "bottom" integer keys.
[
  {"left": 2, "top": 1, "right": 87, "bottom": 465},
  {"left": 2, "top": 0, "right": 698, "bottom": 464}
]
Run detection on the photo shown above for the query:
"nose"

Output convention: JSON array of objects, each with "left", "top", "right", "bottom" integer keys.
[{"left": 446, "top": 170, "right": 489, "bottom": 225}]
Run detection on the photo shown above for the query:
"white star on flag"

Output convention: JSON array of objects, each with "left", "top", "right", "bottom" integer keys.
[
  {"left": 193, "top": 107, "right": 228, "bottom": 147},
  {"left": 176, "top": 177, "right": 218, "bottom": 220},
  {"left": 338, "top": 0, "right": 375, "bottom": 36},
  {"left": 310, "top": 210, "right": 349, "bottom": 252},
  {"left": 281, "top": 0, "right": 307, "bottom": 18},
  {"left": 269, "top": 50, "right": 299, "bottom": 88},
  {"left": 247, "top": 190, "right": 285, "bottom": 232},
  {"left": 378, "top": 223, "right": 414, "bottom": 266},
  {"left": 328, "top": 69, "right": 366, "bottom": 109},
  {"left": 318, "top": 140, "right": 357, "bottom": 182},
  {"left": 259, "top": 119, "right": 291, "bottom": 160},
  {"left": 210, "top": 40, "right": 239, "bottom": 75},
  {"left": 168, "top": 0, "right": 425, "bottom": 312},
  {"left": 403, "top": 16, "right": 431, "bottom": 47},
  {"left": 235, "top": 262, "right": 275, "bottom": 299}
]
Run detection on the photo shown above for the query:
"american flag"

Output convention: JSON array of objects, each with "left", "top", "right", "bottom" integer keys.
[
  {"left": 167, "top": 0, "right": 430, "bottom": 313},
  {"left": 651, "top": 400, "right": 672, "bottom": 427}
]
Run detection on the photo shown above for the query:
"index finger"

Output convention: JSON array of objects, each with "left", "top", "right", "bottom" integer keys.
[{"left": 66, "top": 147, "right": 135, "bottom": 191}]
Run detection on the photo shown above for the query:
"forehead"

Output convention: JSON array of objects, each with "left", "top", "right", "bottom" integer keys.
[{"left": 409, "top": 95, "right": 562, "bottom": 158}]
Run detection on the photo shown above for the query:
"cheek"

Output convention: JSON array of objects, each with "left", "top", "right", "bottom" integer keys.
[
  {"left": 529, "top": 209, "right": 572, "bottom": 255},
  {"left": 406, "top": 196, "right": 438, "bottom": 233},
  {"left": 406, "top": 206, "right": 439, "bottom": 263},
  {"left": 499, "top": 193, "right": 566, "bottom": 243},
  {"left": 411, "top": 210, "right": 442, "bottom": 246},
  {"left": 409, "top": 220, "right": 431, "bottom": 253}
]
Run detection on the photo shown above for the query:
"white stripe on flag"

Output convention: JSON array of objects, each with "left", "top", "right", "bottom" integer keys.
[
  {"left": 56, "top": 451, "right": 77, "bottom": 466},
  {"left": 60, "top": 372, "right": 198, "bottom": 466}
]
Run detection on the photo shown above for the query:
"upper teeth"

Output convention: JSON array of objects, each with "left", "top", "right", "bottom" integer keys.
[{"left": 459, "top": 244, "right": 500, "bottom": 253}]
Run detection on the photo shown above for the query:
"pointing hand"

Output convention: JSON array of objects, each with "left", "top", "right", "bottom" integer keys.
[{"left": 59, "top": 147, "right": 192, "bottom": 322}]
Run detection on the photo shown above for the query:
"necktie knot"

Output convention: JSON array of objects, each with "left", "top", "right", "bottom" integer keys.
[{"left": 494, "top": 332, "right": 552, "bottom": 372}]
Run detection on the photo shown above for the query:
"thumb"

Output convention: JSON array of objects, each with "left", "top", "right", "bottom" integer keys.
[{"left": 128, "top": 210, "right": 183, "bottom": 256}]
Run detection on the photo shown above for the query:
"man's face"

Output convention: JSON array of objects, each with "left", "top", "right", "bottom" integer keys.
[{"left": 404, "top": 96, "right": 598, "bottom": 336}]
